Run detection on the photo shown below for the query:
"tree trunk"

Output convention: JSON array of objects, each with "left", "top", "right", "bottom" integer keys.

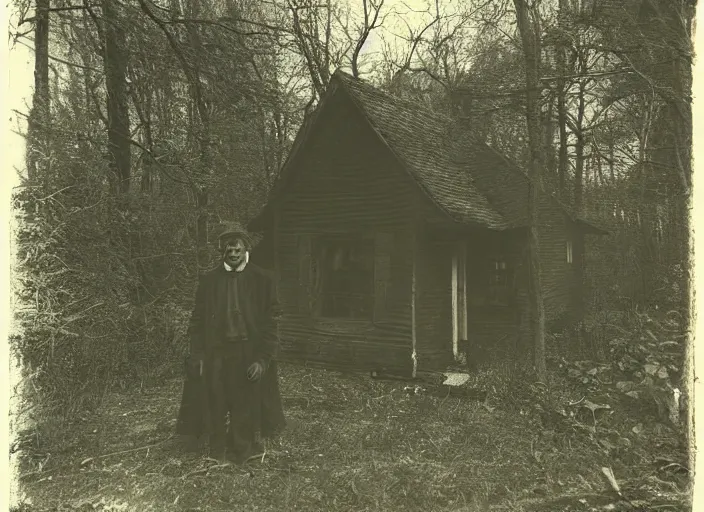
[
  {"left": 185, "top": 0, "right": 213, "bottom": 270},
  {"left": 513, "top": 0, "right": 547, "bottom": 383},
  {"left": 664, "top": 0, "right": 694, "bottom": 473},
  {"left": 543, "top": 92, "right": 557, "bottom": 186},
  {"left": 103, "top": 0, "right": 131, "bottom": 195},
  {"left": 637, "top": 96, "right": 656, "bottom": 303},
  {"left": 556, "top": 0, "right": 569, "bottom": 198},
  {"left": 572, "top": 77, "right": 586, "bottom": 333},
  {"left": 26, "top": 0, "right": 51, "bottom": 186},
  {"left": 609, "top": 136, "right": 615, "bottom": 182},
  {"left": 665, "top": 0, "right": 692, "bottom": 197}
]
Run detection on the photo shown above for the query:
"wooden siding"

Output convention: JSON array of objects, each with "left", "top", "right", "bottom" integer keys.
[
  {"left": 264, "top": 89, "right": 580, "bottom": 371},
  {"left": 416, "top": 194, "right": 581, "bottom": 360},
  {"left": 467, "top": 230, "right": 525, "bottom": 357},
  {"left": 420, "top": 194, "right": 455, "bottom": 228},
  {"left": 415, "top": 227, "right": 529, "bottom": 368},
  {"left": 415, "top": 230, "right": 454, "bottom": 370},
  {"left": 250, "top": 228, "right": 274, "bottom": 270},
  {"left": 409, "top": 196, "right": 578, "bottom": 369},
  {"left": 538, "top": 198, "right": 574, "bottom": 323},
  {"left": 274, "top": 91, "right": 416, "bottom": 371}
]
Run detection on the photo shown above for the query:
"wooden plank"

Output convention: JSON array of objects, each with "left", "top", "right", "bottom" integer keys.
[
  {"left": 461, "top": 239, "right": 468, "bottom": 341},
  {"left": 537, "top": 198, "right": 572, "bottom": 322},
  {"left": 374, "top": 232, "right": 393, "bottom": 322},
  {"left": 273, "top": 210, "right": 280, "bottom": 286},
  {"left": 451, "top": 251, "right": 459, "bottom": 360},
  {"left": 298, "top": 234, "right": 311, "bottom": 314},
  {"left": 271, "top": 93, "right": 423, "bottom": 370},
  {"left": 415, "top": 233, "right": 452, "bottom": 362},
  {"left": 411, "top": 229, "right": 417, "bottom": 378}
]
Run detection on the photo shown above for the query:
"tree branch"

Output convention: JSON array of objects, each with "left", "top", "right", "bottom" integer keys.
[
  {"left": 16, "top": 38, "right": 101, "bottom": 72},
  {"left": 352, "top": 0, "right": 385, "bottom": 77},
  {"left": 407, "top": 66, "right": 449, "bottom": 90},
  {"left": 395, "top": 15, "right": 439, "bottom": 76},
  {"left": 164, "top": 17, "right": 281, "bottom": 37},
  {"left": 20, "top": 4, "right": 99, "bottom": 25}
]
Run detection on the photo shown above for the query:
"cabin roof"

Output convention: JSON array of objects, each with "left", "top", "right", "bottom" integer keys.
[{"left": 249, "top": 69, "right": 607, "bottom": 234}]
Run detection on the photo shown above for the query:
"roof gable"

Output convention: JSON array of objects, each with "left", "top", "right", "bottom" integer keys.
[
  {"left": 249, "top": 69, "right": 606, "bottom": 235},
  {"left": 336, "top": 72, "right": 508, "bottom": 229}
]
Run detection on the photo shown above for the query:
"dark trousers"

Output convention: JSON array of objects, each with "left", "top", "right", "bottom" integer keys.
[{"left": 207, "top": 343, "right": 262, "bottom": 458}]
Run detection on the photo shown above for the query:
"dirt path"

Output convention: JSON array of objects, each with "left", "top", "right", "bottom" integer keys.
[{"left": 14, "top": 364, "right": 690, "bottom": 511}]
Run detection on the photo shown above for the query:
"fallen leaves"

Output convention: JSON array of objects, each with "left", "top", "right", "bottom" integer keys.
[
  {"left": 17, "top": 365, "right": 691, "bottom": 512},
  {"left": 582, "top": 400, "right": 611, "bottom": 414},
  {"left": 600, "top": 466, "right": 622, "bottom": 497}
]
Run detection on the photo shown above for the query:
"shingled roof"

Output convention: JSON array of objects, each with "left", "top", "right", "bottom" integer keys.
[
  {"left": 337, "top": 71, "right": 509, "bottom": 228},
  {"left": 249, "top": 69, "right": 605, "bottom": 234}
]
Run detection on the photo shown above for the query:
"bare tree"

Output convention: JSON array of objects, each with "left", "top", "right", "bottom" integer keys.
[
  {"left": 350, "top": 0, "right": 385, "bottom": 78},
  {"left": 25, "top": 0, "right": 51, "bottom": 186},
  {"left": 513, "top": 0, "right": 547, "bottom": 383},
  {"left": 102, "top": 0, "right": 131, "bottom": 195},
  {"left": 554, "top": 0, "right": 569, "bottom": 197},
  {"left": 287, "top": 0, "right": 334, "bottom": 99}
]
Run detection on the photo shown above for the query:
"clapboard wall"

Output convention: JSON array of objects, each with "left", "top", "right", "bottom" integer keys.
[{"left": 273, "top": 88, "right": 417, "bottom": 372}]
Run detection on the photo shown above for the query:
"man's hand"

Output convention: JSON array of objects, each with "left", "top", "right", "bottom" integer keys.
[{"left": 247, "top": 361, "right": 264, "bottom": 381}]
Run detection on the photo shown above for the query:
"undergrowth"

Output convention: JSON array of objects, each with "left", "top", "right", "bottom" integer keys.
[
  {"left": 13, "top": 358, "right": 691, "bottom": 512},
  {"left": 11, "top": 304, "right": 692, "bottom": 511}
]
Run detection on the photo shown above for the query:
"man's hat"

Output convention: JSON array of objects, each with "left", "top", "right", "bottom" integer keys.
[{"left": 217, "top": 221, "right": 252, "bottom": 250}]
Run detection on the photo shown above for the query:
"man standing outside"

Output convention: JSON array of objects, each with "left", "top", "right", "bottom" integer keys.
[{"left": 176, "top": 222, "right": 285, "bottom": 463}]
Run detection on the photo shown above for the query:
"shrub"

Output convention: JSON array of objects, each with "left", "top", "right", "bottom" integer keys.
[{"left": 555, "top": 308, "right": 687, "bottom": 427}]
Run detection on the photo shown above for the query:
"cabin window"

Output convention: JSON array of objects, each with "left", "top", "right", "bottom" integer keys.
[
  {"left": 488, "top": 258, "right": 511, "bottom": 305},
  {"left": 311, "top": 235, "right": 375, "bottom": 320},
  {"left": 467, "top": 253, "right": 513, "bottom": 307},
  {"left": 566, "top": 240, "right": 573, "bottom": 264}
]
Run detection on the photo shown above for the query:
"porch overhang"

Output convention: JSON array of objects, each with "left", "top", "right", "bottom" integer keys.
[{"left": 573, "top": 217, "right": 610, "bottom": 235}]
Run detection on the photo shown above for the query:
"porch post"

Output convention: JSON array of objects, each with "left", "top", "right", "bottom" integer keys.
[
  {"left": 461, "top": 240, "right": 468, "bottom": 342},
  {"left": 411, "top": 196, "right": 421, "bottom": 377},
  {"left": 411, "top": 228, "right": 418, "bottom": 377},
  {"left": 451, "top": 251, "right": 459, "bottom": 360},
  {"left": 273, "top": 210, "right": 280, "bottom": 286}
]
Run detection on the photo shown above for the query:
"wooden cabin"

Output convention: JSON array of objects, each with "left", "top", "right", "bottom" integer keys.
[{"left": 248, "top": 70, "right": 605, "bottom": 375}]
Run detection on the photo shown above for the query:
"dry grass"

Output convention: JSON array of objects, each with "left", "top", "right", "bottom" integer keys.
[{"left": 13, "top": 363, "right": 691, "bottom": 511}]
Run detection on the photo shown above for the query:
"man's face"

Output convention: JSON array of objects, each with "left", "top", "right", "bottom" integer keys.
[{"left": 223, "top": 238, "right": 247, "bottom": 267}]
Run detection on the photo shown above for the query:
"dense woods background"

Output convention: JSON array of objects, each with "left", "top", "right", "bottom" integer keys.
[{"left": 9, "top": 0, "right": 694, "bottom": 428}]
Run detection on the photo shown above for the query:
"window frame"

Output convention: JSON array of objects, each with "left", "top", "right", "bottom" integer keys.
[
  {"left": 467, "top": 251, "right": 514, "bottom": 308},
  {"left": 487, "top": 257, "right": 512, "bottom": 306},
  {"left": 310, "top": 233, "right": 376, "bottom": 321}
]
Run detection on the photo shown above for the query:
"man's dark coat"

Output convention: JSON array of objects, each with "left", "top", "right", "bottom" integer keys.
[{"left": 176, "top": 263, "right": 286, "bottom": 439}]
